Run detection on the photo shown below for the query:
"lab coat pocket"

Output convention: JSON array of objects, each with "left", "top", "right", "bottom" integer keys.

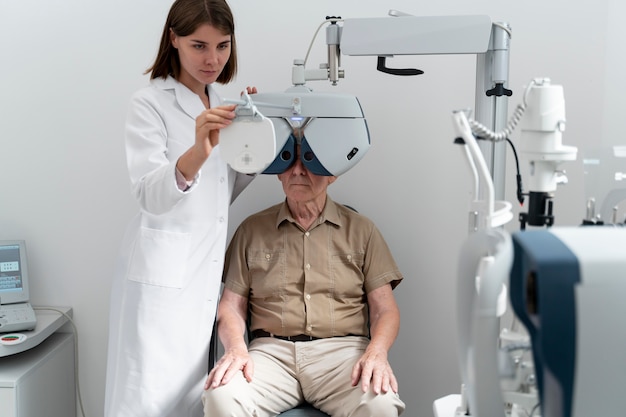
[{"left": 127, "top": 227, "right": 191, "bottom": 289}]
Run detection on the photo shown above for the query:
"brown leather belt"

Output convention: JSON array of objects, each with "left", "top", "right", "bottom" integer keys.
[{"left": 251, "top": 330, "right": 321, "bottom": 342}]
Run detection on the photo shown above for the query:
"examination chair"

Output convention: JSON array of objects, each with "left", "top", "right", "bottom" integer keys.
[{"left": 208, "top": 321, "right": 330, "bottom": 417}]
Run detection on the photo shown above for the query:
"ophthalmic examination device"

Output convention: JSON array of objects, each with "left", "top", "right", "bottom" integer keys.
[{"left": 219, "top": 10, "right": 626, "bottom": 417}]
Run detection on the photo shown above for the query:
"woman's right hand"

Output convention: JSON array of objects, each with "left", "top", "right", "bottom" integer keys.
[
  {"left": 176, "top": 104, "right": 236, "bottom": 182},
  {"left": 195, "top": 104, "right": 237, "bottom": 157}
]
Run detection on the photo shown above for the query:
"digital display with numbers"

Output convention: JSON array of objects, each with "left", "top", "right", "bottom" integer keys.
[
  {"left": 0, "top": 244, "right": 24, "bottom": 293},
  {"left": 1, "top": 261, "right": 19, "bottom": 272}
]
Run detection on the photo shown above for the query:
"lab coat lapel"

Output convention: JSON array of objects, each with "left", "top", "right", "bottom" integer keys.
[
  {"left": 174, "top": 80, "right": 206, "bottom": 120},
  {"left": 155, "top": 76, "right": 205, "bottom": 120}
]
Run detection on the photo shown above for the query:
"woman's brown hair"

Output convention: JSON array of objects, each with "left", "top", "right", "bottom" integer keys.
[{"left": 146, "top": 0, "right": 237, "bottom": 84}]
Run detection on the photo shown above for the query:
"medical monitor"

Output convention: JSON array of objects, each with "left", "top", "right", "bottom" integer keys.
[{"left": 0, "top": 240, "right": 31, "bottom": 305}]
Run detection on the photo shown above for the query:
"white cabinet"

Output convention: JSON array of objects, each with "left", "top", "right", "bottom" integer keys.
[{"left": 0, "top": 332, "right": 75, "bottom": 417}]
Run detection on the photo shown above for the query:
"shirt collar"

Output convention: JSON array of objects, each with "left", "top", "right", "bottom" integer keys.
[{"left": 276, "top": 196, "right": 342, "bottom": 229}]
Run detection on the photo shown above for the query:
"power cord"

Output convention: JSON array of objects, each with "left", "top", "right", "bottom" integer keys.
[
  {"left": 505, "top": 137, "right": 525, "bottom": 206},
  {"left": 474, "top": 136, "right": 525, "bottom": 206},
  {"left": 467, "top": 79, "right": 548, "bottom": 207},
  {"left": 33, "top": 307, "right": 87, "bottom": 417},
  {"left": 529, "top": 402, "right": 541, "bottom": 416}
]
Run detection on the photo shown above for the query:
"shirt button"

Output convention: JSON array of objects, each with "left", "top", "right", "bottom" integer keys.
[
  {"left": 347, "top": 255, "right": 352, "bottom": 261},
  {"left": 306, "top": 294, "right": 311, "bottom": 300},
  {"left": 219, "top": 217, "right": 225, "bottom": 223},
  {"left": 265, "top": 253, "right": 271, "bottom": 260},
  {"left": 305, "top": 263, "right": 311, "bottom": 270},
  {"left": 220, "top": 177, "right": 225, "bottom": 183},
  {"left": 307, "top": 326, "right": 313, "bottom": 332},
  {"left": 305, "top": 232, "right": 310, "bottom": 237}
]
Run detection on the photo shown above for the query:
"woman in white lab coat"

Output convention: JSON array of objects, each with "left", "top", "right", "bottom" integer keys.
[{"left": 104, "top": 1, "right": 255, "bottom": 416}]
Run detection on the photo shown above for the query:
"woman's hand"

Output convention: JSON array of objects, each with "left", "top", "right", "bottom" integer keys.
[
  {"left": 243, "top": 86, "right": 258, "bottom": 95},
  {"left": 195, "top": 104, "right": 237, "bottom": 157},
  {"left": 194, "top": 86, "right": 256, "bottom": 155},
  {"left": 177, "top": 86, "right": 259, "bottom": 181}
]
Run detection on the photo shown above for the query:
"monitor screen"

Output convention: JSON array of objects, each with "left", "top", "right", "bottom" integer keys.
[{"left": 0, "top": 240, "right": 30, "bottom": 305}]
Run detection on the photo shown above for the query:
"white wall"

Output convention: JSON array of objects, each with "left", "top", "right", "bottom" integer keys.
[{"left": 0, "top": 1, "right": 619, "bottom": 416}]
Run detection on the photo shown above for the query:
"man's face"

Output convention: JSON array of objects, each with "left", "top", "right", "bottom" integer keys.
[{"left": 277, "top": 148, "right": 336, "bottom": 203}]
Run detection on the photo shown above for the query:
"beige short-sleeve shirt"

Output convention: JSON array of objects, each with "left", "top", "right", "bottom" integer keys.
[{"left": 223, "top": 197, "right": 403, "bottom": 338}]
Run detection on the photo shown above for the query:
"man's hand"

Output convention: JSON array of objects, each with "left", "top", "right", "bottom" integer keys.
[
  {"left": 350, "top": 346, "right": 399, "bottom": 394},
  {"left": 204, "top": 345, "right": 254, "bottom": 389}
]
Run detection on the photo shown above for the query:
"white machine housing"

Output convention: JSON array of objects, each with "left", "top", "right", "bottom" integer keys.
[
  {"left": 520, "top": 79, "right": 577, "bottom": 193},
  {"left": 257, "top": 87, "right": 369, "bottom": 176},
  {"left": 221, "top": 87, "right": 371, "bottom": 176},
  {"left": 510, "top": 227, "right": 626, "bottom": 417}
]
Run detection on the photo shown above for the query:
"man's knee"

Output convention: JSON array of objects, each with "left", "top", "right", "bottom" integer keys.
[
  {"left": 351, "top": 391, "right": 406, "bottom": 417},
  {"left": 202, "top": 384, "right": 250, "bottom": 416}
]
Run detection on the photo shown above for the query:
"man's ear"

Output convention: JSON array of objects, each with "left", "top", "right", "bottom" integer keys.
[{"left": 327, "top": 176, "right": 338, "bottom": 186}]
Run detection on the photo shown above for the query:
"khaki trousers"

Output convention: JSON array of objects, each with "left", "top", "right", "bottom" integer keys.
[{"left": 202, "top": 336, "right": 405, "bottom": 417}]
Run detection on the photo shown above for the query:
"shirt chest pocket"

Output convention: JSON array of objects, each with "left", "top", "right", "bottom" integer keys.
[
  {"left": 247, "top": 250, "right": 285, "bottom": 298},
  {"left": 331, "top": 252, "right": 365, "bottom": 297}
]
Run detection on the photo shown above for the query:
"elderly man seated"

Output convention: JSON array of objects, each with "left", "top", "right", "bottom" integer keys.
[{"left": 202, "top": 146, "right": 406, "bottom": 417}]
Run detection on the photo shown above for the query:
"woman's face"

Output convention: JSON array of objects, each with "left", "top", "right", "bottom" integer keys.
[{"left": 170, "top": 23, "right": 231, "bottom": 94}]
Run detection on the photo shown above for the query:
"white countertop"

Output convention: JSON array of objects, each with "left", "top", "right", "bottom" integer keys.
[{"left": 0, "top": 306, "right": 72, "bottom": 357}]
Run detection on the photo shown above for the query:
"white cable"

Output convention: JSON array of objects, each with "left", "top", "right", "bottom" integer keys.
[
  {"left": 468, "top": 79, "right": 538, "bottom": 142},
  {"left": 33, "top": 307, "right": 87, "bottom": 417},
  {"left": 303, "top": 18, "right": 343, "bottom": 68},
  {"left": 469, "top": 102, "right": 526, "bottom": 142}
]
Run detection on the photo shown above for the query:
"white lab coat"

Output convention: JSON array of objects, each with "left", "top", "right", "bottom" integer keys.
[{"left": 105, "top": 77, "right": 253, "bottom": 417}]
